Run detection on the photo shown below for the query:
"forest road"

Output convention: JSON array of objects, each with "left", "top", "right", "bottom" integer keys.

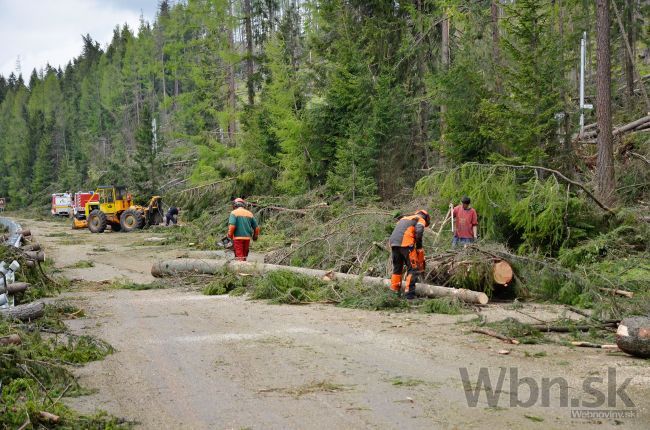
[{"left": 19, "top": 217, "right": 650, "bottom": 430}]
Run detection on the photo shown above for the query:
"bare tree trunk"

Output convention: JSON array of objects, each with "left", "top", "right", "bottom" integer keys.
[
  {"left": 595, "top": 0, "right": 615, "bottom": 205},
  {"left": 557, "top": 0, "right": 573, "bottom": 174},
  {"left": 161, "top": 51, "right": 167, "bottom": 103},
  {"left": 490, "top": 1, "right": 502, "bottom": 93},
  {"left": 227, "top": 0, "right": 237, "bottom": 144},
  {"left": 416, "top": 0, "right": 430, "bottom": 168},
  {"left": 440, "top": 11, "right": 450, "bottom": 148},
  {"left": 243, "top": 0, "right": 255, "bottom": 106},
  {"left": 623, "top": 0, "right": 635, "bottom": 107}
]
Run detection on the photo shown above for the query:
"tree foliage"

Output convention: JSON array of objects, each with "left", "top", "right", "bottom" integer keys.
[{"left": 0, "top": 0, "right": 646, "bottom": 209}]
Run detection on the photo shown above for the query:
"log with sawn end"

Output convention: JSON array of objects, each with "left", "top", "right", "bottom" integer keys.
[
  {"left": 151, "top": 259, "right": 489, "bottom": 304},
  {"left": 0, "top": 301, "right": 45, "bottom": 321}
]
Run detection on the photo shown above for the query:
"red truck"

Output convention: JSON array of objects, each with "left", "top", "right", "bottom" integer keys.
[{"left": 71, "top": 191, "right": 99, "bottom": 229}]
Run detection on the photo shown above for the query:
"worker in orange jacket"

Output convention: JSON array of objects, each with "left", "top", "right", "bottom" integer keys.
[
  {"left": 388, "top": 210, "right": 430, "bottom": 299},
  {"left": 227, "top": 198, "right": 260, "bottom": 261}
]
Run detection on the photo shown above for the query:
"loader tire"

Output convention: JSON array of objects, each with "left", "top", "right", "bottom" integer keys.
[
  {"left": 88, "top": 210, "right": 107, "bottom": 233},
  {"left": 120, "top": 209, "right": 144, "bottom": 232}
]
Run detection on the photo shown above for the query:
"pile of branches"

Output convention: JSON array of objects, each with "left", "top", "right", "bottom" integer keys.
[
  {"left": 0, "top": 309, "right": 119, "bottom": 428},
  {"left": 422, "top": 244, "right": 514, "bottom": 296},
  {"left": 264, "top": 208, "right": 395, "bottom": 276}
]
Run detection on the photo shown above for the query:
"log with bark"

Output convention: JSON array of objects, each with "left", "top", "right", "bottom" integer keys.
[
  {"left": 151, "top": 259, "right": 489, "bottom": 304},
  {"left": 2, "top": 282, "right": 30, "bottom": 294},
  {"left": 0, "top": 301, "right": 45, "bottom": 321},
  {"left": 577, "top": 115, "right": 650, "bottom": 141},
  {"left": 599, "top": 287, "right": 634, "bottom": 298},
  {"left": 616, "top": 317, "right": 650, "bottom": 358},
  {"left": 37, "top": 411, "right": 60, "bottom": 424},
  {"left": 0, "top": 333, "right": 21, "bottom": 346},
  {"left": 22, "top": 243, "right": 41, "bottom": 252},
  {"left": 24, "top": 250, "right": 45, "bottom": 262}
]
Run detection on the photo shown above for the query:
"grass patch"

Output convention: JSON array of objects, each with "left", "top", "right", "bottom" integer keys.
[
  {"left": 92, "top": 246, "right": 109, "bottom": 252},
  {"left": 482, "top": 318, "right": 544, "bottom": 344},
  {"left": 420, "top": 297, "right": 466, "bottom": 315},
  {"left": 199, "top": 269, "right": 411, "bottom": 311},
  {"left": 44, "top": 232, "right": 70, "bottom": 237},
  {"left": 0, "top": 306, "right": 125, "bottom": 428},
  {"left": 259, "top": 380, "right": 348, "bottom": 398},
  {"left": 202, "top": 270, "right": 251, "bottom": 296},
  {"left": 111, "top": 279, "right": 170, "bottom": 290},
  {"left": 524, "top": 414, "right": 544, "bottom": 422},
  {"left": 65, "top": 260, "right": 95, "bottom": 269},
  {"left": 388, "top": 377, "right": 425, "bottom": 387},
  {"left": 524, "top": 351, "right": 547, "bottom": 358}
]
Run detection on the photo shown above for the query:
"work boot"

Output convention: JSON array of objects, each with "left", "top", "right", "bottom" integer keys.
[{"left": 405, "top": 290, "right": 416, "bottom": 300}]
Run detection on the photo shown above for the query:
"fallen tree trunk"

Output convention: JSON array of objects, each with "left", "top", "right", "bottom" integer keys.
[
  {"left": 616, "top": 317, "right": 650, "bottom": 358},
  {"left": 0, "top": 333, "right": 21, "bottom": 346},
  {"left": 599, "top": 287, "right": 634, "bottom": 298},
  {"left": 3, "top": 282, "right": 30, "bottom": 294},
  {"left": 152, "top": 259, "right": 489, "bottom": 304},
  {"left": 579, "top": 115, "right": 650, "bottom": 140},
  {"left": 0, "top": 301, "right": 45, "bottom": 321},
  {"left": 24, "top": 250, "right": 45, "bottom": 262},
  {"left": 22, "top": 243, "right": 41, "bottom": 252}
]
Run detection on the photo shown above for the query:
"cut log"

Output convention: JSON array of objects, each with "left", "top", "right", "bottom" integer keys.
[
  {"left": 37, "top": 411, "right": 60, "bottom": 424},
  {"left": 0, "top": 334, "right": 21, "bottom": 346},
  {"left": 22, "top": 243, "right": 41, "bottom": 251},
  {"left": 0, "top": 301, "right": 45, "bottom": 321},
  {"left": 18, "top": 229, "right": 31, "bottom": 237},
  {"left": 616, "top": 317, "right": 650, "bottom": 358},
  {"left": 4, "top": 282, "right": 30, "bottom": 294},
  {"left": 493, "top": 261, "right": 513, "bottom": 285},
  {"left": 152, "top": 259, "right": 489, "bottom": 304},
  {"left": 599, "top": 287, "right": 634, "bottom": 298},
  {"left": 24, "top": 250, "right": 45, "bottom": 262}
]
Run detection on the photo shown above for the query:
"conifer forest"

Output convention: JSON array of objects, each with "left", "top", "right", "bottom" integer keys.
[{"left": 1, "top": 1, "right": 650, "bottom": 428}]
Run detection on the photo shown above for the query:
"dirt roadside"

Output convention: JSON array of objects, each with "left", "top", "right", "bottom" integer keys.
[{"left": 15, "top": 217, "right": 650, "bottom": 429}]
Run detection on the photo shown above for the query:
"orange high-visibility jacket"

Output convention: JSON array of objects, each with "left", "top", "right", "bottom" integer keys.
[
  {"left": 228, "top": 207, "right": 260, "bottom": 240},
  {"left": 389, "top": 214, "right": 426, "bottom": 249}
]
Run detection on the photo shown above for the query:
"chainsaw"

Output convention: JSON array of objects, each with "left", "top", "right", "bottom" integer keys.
[{"left": 217, "top": 236, "right": 234, "bottom": 249}]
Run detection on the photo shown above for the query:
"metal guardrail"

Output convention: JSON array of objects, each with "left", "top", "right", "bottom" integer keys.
[
  {"left": 0, "top": 217, "right": 23, "bottom": 308},
  {"left": 0, "top": 217, "right": 23, "bottom": 247}
]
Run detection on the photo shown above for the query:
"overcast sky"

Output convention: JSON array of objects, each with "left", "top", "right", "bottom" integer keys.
[{"left": 0, "top": 0, "right": 159, "bottom": 78}]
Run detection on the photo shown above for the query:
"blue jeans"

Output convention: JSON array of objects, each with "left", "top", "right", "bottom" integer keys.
[{"left": 452, "top": 236, "right": 474, "bottom": 247}]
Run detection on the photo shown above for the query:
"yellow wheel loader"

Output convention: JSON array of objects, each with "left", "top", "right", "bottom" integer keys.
[{"left": 84, "top": 186, "right": 164, "bottom": 233}]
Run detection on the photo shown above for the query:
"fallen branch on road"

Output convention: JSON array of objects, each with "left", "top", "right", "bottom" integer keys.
[{"left": 471, "top": 327, "right": 520, "bottom": 344}]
